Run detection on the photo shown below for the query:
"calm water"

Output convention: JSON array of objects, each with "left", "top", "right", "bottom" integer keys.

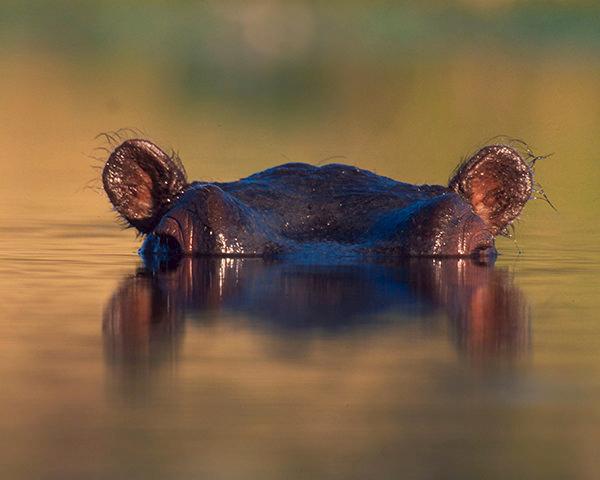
[
  {"left": 0, "top": 209, "right": 599, "bottom": 479},
  {"left": 2, "top": 2, "right": 600, "bottom": 478}
]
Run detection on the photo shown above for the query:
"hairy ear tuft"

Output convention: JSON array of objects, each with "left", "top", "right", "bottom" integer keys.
[
  {"left": 449, "top": 145, "right": 533, "bottom": 235},
  {"left": 102, "top": 139, "right": 187, "bottom": 233}
]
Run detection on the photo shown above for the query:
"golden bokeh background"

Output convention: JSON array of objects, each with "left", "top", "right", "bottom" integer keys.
[{"left": 1, "top": 1, "right": 598, "bottom": 231}]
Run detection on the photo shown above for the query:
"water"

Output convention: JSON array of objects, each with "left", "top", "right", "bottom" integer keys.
[
  {"left": 0, "top": 211, "right": 598, "bottom": 480},
  {"left": 2, "top": 2, "right": 600, "bottom": 478}
]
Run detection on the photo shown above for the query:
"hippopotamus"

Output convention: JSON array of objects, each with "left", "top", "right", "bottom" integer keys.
[{"left": 102, "top": 139, "right": 534, "bottom": 258}]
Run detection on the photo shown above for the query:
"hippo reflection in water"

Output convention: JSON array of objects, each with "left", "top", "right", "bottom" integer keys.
[
  {"left": 102, "top": 139, "right": 534, "bottom": 258},
  {"left": 103, "top": 258, "right": 530, "bottom": 372}
]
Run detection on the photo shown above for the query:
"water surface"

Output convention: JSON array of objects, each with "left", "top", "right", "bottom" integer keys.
[{"left": 0, "top": 212, "right": 599, "bottom": 479}]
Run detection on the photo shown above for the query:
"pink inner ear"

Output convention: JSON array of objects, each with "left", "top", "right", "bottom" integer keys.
[
  {"left": 109, "top": 160, "right": 155, "bottom": 222},
  {"left": 449, "top": 145, "right": 534, "bottom": 236},
  {"left": 127, "top": 170, "right": 153, "bottom": 220},
  {"left": 467, "top": 176, "right": 501, "bottom": 227}
]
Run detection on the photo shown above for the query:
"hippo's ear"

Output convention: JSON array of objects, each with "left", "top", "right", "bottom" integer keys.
[
  {"left": 449, "top": 145, "right": 533, "bottom": 235},
  {"left": 103, "top": 139, "right": 187, "bottom": 233}
]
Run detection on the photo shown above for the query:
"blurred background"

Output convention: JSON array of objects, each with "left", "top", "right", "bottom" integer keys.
[
  {"left": 1, "top": 0, "right": 599, "bottom": 231},
  {"left": 1, "top": 2, "right": 600, "bottom": 479}
]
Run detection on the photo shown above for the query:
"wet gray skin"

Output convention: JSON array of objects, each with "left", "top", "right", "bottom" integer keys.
[{"left": 102, "top": 140, "right": 534, "bottom": 259}]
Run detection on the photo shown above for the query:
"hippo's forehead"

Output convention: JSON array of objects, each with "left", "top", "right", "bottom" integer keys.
[
  {"left": 215, "top": 162, "right": 446, "bottom": 195},
  {"left": 164, "top": 163, "right": 459, "bottom": 249},
  {"left": 185, "top": 163, "right": 450, "bottom": 217}
]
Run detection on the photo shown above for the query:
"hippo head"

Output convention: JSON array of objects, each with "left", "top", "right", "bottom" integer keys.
[{"left": 102, "top": 140, "right": 534, "bottom": 258}]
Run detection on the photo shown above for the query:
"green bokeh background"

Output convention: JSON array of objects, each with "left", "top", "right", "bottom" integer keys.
[{"left": 1, "top": 0, "right": 598, "bottom": 235}]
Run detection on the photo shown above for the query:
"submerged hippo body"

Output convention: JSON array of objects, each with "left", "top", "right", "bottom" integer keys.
[{"left": 102, "top": 140, "right": 534, "bottom": 258}]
